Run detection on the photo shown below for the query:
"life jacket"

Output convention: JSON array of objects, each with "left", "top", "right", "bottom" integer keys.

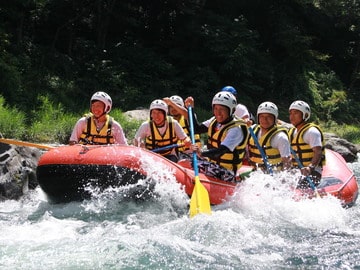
[
  {"left": 248, "top": 125, "right": 288, "bottom": 169},
  {"left": 177, "top": 115, "right": 201, "bottom": 152},
  {"left": 79, "top": 114, "right": 114, "bottom": 145},
  {"left": 207, "top": 117, "right": 249, "bottom": 173},
  {"left": 145, "top": 116, "right": 178, "bottom": 156},
  {"left": 288, "top": 123, "right": 326, "bottom": 167}
]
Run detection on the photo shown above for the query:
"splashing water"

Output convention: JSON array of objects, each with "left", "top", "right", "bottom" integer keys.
[{"left": 0, "top": 155, "right": 359, "bottom": 269}]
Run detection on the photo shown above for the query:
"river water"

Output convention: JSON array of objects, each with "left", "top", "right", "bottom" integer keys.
[{"left": 1, "top": 156, "right": 360, "bottom": 269}]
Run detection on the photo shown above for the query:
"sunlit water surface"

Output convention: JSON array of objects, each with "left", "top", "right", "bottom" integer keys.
[{"left": 1, "top": 156, "right": 360, "bottom": 269}]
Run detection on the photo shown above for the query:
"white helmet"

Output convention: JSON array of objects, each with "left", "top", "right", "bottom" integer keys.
[
  {"left": 150, "top": 99, "right": 168, "bottom": 115},
  {"left": 90, "top": 91, "right": 112, "bottom": 113},
  {"left": 257, "top": 102, "right": 278, "bottom": 121},
  {"left": 212, "top": 91, "right": 237, "bottom": 114},
  {"left": 289, "top": 100, "right": 311, "bottom": 121},
  {"left": 170, "top": 95, "right": 184, "bottom": 107}
]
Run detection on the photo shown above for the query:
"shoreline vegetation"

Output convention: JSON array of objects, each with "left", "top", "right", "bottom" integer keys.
[
  {"left": 0, "top": 95, "right": 359, "bottom": 146},
  {"left": 1, "top": 2, "right": 360, "bottom": 147}
]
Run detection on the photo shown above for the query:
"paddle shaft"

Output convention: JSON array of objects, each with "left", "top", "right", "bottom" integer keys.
[
  {"left": 0, "top": 138, "right": 55, "bottom": 150},
  {"left": 151, "top": 143, "right": 184, "bottom": 153},
  {"left": 290, "top": 147, "right": 319, "bottom": 193},
  {"left": 248, "top": 127, "right": 273, "bottom": 175},
  {"left": 188, "top": 107, "right": 199, "bottom": 175}
]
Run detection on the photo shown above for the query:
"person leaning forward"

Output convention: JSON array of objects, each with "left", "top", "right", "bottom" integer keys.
[
  {"left": 69, "top": 91, "right": 127, "bottom": 145},
  {"left": 186, "top": 91, "right": 249, "bottom": 181}
]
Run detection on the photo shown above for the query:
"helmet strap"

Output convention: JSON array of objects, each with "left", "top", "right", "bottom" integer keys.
[
  {"left": 295, "top": 119, "right": 305, "bottom": 128},
  {"left": 219, "top": 115, "right": 233, "bottom": 125},
  {"left": 92, "top": 110, "right": 107, "bottom": 120}
]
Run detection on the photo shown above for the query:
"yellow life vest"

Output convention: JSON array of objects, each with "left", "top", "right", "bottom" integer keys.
[
  {"left": 207, "top": 118, "right": 249, "bottom": 172},
  {"left": 177, "top": 115, "right": 201, "bottom": 152},
  {"left": 248, "top": 125, "right": 288, "bottom": 168},
  {"left": 145, "top": 116, "right": 178, "bottom": 156},
  {"left": 288, "top": 123, "right": 326, "bottom": 167},
  {"left": 79, "top": 114, "right": 115, "bottom": 145}
]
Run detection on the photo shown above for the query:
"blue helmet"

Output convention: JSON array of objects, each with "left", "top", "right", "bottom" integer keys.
[{"left": 221, "top": 86, "right": 237, "bottom": 96}]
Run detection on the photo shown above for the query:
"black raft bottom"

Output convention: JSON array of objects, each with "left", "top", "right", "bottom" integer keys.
[{"left": 36, "top": 164, "right": 153, "bottom": 203}]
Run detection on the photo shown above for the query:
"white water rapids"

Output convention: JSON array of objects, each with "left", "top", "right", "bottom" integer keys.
[{"left": 1, "top": 156, "right": 360, "bottom": 269}]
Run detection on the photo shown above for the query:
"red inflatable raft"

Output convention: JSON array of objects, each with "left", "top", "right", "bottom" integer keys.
[
  {"left": 294, "top": 148, "right": 358, "bottom": 207},
  {"left": 36, "top": 145, "right": 358, "bottom": 207},
  {"left": 36, "top": 144, "right": 244, "bottom": 203}
]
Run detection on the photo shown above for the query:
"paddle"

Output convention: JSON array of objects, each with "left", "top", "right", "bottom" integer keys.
[
  {"left": 0, "top": 138, "right": 55, "bottom": 150},
  {"left": 188, "top": 106, "right": 211, "bottom": 218},
  {"left": 290, "top": 147, "right": 320, "bottom": 198},
  {"left": 151, "top": 143, "right": 184, "bottom": 153},
  {"left": 248, "top": 127, "right": 273, "bottom": 175}
]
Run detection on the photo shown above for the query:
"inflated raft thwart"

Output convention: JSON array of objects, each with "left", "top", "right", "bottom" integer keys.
[{"left": 36, "top": 145, "right": 358, "bottom": 207}]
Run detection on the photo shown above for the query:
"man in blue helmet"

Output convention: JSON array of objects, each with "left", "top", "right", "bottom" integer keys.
[{"left": 221, "top": 86, "right": 254, "bottom": 126}]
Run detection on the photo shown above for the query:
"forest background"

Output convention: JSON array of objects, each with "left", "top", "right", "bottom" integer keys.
[{"left": 0, "top": 0, "right": 360, "bottom": 144}]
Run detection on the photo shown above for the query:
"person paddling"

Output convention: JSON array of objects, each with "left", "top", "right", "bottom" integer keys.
[
  {"left": 248, "top": 102, "right": 291, "bottom": 172},
  {"left": 134, "top": 99, "right": 191, "bottom": 163},
  {"left": 186, "top": 91, "right": 249, "bottom": 181},
  {"left": 69, "top": 91, "right": 127, "bottom": 145},
  {"left": 288, "top": 100, "right": 326, "bottom": 188}
]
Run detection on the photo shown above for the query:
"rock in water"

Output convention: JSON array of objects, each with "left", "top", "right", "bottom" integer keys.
[{"left": 0, "top": 143, "right": 41, "bottom": 200}]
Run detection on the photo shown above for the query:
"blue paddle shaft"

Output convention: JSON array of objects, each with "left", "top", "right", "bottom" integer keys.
[
  {"left": 248, "top": 127, "right": 273, "bottom": 174},
  {"left": 188, "top": 106, "right": 199, "bottom": 177},
  {"left": 290, "top": 148, "right": 317, "bottom": 191},
  {"left": 151, "top": 144, "right": 180, "bottom": 153}
]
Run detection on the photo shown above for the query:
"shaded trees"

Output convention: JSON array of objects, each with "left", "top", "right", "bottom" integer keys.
[{"left": 0, "top": 0, "right": 359, "bottom": 123}]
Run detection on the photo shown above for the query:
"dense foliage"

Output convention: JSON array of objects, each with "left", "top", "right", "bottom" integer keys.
[
  {"left": 0, "top": 0, "right": 359, "bottom": 124},
  {"left": 0, "top": 95, "right": 142, "bottom": 144}
]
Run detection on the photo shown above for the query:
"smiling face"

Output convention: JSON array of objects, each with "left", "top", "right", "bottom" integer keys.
[
  {"left": 213, "top": 104, "right": 230, "bottom": 123},
  {"left": 151, "top": 109, "right": 166, "bottom": 126},
  {"left": 258, "top": 113, "right": 275, "bottom": 130},
  {"left": 91, "top": 101, "right": 106, "bottom": 119}
]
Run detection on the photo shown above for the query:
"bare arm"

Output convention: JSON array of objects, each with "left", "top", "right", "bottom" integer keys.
[
  {"left": 300, "top": 146, "right": 323, "bottom": 176},
  {"left": 281, "top": 156, "right": 292, "bottom": 170},
  {"left": 163, "top": 97, "right": 188, "bottom": 119},
  {"left": 310, "top": 146, "right": 323, "bottom": 167}
]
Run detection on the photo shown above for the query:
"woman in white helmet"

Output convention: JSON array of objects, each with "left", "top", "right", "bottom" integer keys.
[
  {"left": 163, "top": 95, "right": 202, "bottom": 154},
  {"left": 185, "top": 91, "right": 249, "bottom": 181},
  {"left": 134, "top": 99, "right": 191, "bottom": 163},
  {"left": 288, "top": 100, "right": 325, "bottom": 188},
  {"left": 248, "top": 101, "right": 291, "bottom": 171},
  {"left": 69, "top": 91, "right": 127, "bottom": 145}
]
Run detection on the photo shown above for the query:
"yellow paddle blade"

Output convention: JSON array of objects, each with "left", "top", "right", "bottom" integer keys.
[
  {"left": 0, "top": 138, "right": 55, "bottom": 150},
  {"left": 189, "top": 176, "right": 211, "bottom": 218},
  {"left": 314, "top": 190, "right": 321, "bottom": 198}
]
